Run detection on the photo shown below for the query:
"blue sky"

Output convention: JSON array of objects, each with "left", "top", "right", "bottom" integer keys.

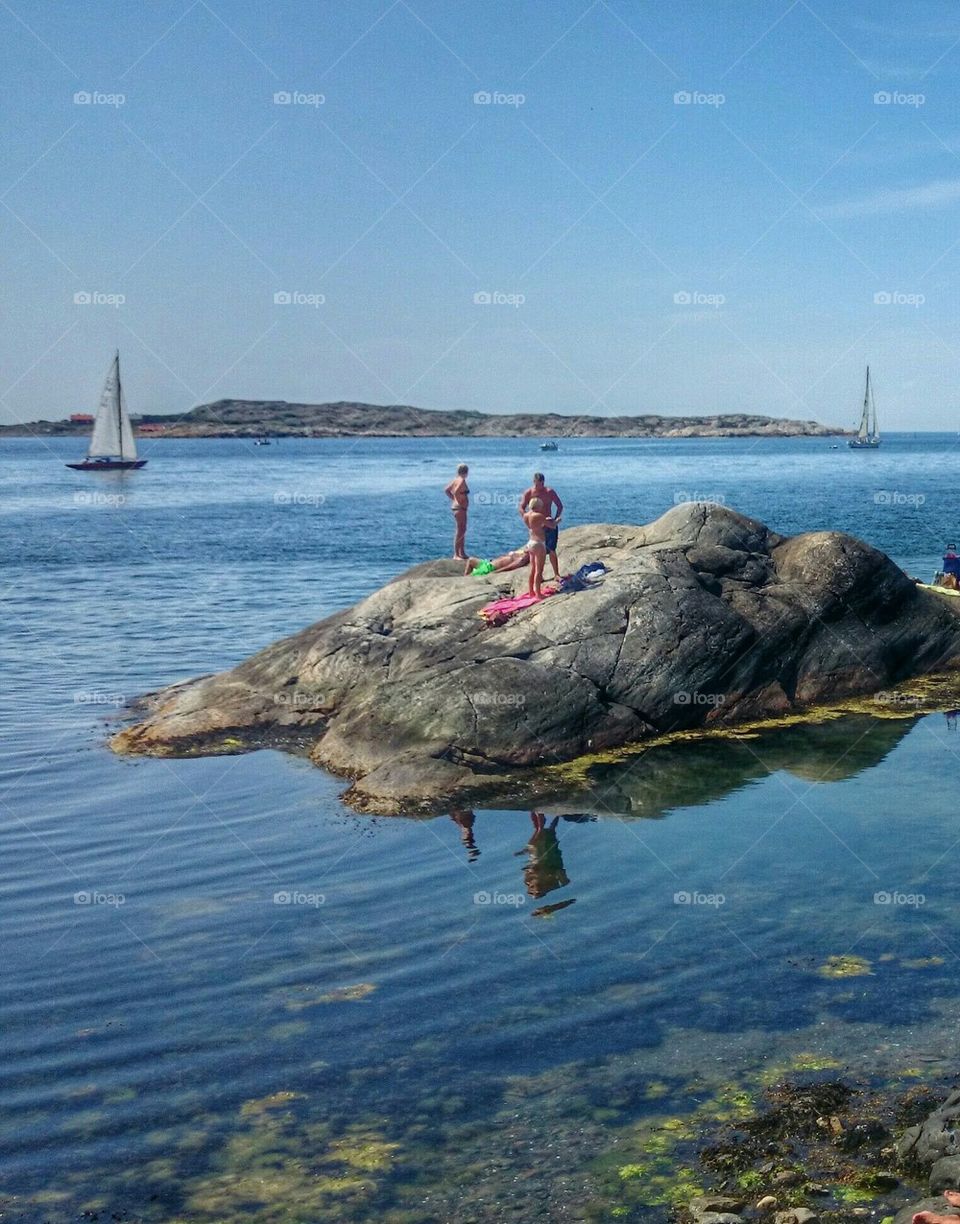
[{"left": 3, "top": 0, "right": 960, "bottom": 428}]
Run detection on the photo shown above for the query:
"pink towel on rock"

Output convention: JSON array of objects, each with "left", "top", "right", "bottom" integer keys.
[{"left": 479, "top": 585, "right": 559, "bottom": 626}]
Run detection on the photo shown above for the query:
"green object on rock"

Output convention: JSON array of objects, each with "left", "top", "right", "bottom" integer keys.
[{"left": 472, "top": 560, "right": 495, "bottom": 575}]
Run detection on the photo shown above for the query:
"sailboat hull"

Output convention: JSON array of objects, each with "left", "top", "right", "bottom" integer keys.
[
  {"left": 847, "top": 439, "right": 880, "bottom": 449},
  {"left": 65, "top": 459, "right": 147, "bottom": 470}
]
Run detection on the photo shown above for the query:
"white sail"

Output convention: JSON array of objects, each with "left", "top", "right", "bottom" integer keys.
[
  {"left": 88, "top": 354, "right": 137, "bottom": 460},
  {"left": 857, "top": 367, "right": 871, "bottom": 440}
]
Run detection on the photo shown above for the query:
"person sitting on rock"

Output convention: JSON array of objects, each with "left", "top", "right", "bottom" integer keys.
[
  {"left": 914, "top": 1190, "right": 960, "bottom": 1224},
  {"left": 463, "top": 548, "right": 529, "bottom": 577}
]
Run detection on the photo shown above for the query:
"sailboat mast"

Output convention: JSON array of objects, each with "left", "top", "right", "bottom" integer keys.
[
  {"left": 115, "top": 351, "right": 124, "bottom": 460},
  {"left": 864, "top": 366, "right": 870, "bottom": 428}
]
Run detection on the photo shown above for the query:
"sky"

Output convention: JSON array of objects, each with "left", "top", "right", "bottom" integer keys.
[{"left": 3, "top": 1, "right": 960, "bottom": 429}]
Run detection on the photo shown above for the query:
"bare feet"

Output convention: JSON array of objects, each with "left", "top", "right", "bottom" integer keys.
[
  {"left": 913, "top": 1196, "right": 960, "bottom": 1224},
  {"left": 463, "top": 556, "right": 477, "bottom": 575}
]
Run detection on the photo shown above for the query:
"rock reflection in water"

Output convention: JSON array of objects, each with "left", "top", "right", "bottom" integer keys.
[{"left": 536, "top": 712, "right": 917, "bottom": 818}]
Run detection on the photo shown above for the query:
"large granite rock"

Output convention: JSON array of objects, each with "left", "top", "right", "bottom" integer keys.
[{"left": 112, "top": 503, "right": 960, "bottom": 812}]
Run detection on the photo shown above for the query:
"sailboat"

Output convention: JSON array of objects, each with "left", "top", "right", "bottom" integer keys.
[
  {"left": 848, "top": 365, "right": 880, "bottom": 449},
  {"left": 66, "top": 352, "right": 147, "bottom": 471}
]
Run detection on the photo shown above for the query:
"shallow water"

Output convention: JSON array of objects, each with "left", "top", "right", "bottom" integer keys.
[{"left": 2, "top": 433, "right": 960, "bottom": 1221}]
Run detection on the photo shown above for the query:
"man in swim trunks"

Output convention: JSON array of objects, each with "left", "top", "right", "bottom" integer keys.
[
  {"left": 519, "top": 472, "right": 563, "bottom": 580},
  {"left": 444, "top": 463, "right": 469, "bottom": 560},
  {"left": 463, "top": 548, "right": 529, "bottom": 577}
]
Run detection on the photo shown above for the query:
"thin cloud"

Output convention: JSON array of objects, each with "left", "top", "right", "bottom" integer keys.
[{"left": 817, "top": 178, "right": 960, "bottom": 218}]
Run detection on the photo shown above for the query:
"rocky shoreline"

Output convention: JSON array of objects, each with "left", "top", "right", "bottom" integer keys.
[{"left": 661, "top": 1076, "right": 960, "bottom": 1224}]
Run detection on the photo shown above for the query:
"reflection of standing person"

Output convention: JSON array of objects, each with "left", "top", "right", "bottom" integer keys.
[
  {"left": 445, "top": 464, "right": 470, "bottom": 560},
  {"left": 518, "top": 812, "right": 570, "bottom": 899},
  {"left": 450, "top": 808, "right": 479, "bottom": 862},
  {"left": 520, "top": 472, "right": 563, "bottom": 580}
]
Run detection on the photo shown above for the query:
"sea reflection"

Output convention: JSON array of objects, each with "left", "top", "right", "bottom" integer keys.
[{"left": 517, "top": 711, "right": 919, "bottom": 819}]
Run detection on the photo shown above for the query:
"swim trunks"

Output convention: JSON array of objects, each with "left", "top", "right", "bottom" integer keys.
[{"left": 544, "top": 526, "right": 558, "bottom": 552}]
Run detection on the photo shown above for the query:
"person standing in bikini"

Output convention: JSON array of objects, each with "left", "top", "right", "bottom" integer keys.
[
  {"left": 444, "top": 464, "right": 469, "bottom": 560},
  {"left": 519, "top": 472, "right": 563, "bottom": 580},
  {"left": 522, "top": 498, "right": 551, "bottom": 597}
]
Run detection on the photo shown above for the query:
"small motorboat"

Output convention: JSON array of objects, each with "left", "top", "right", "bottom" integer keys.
[
  {"left": 540, "top": 440, "right": 559, "bottom": 451},
  {"left": 66, "top": 352, "right": 147, "bottom": 470},
  {"left": 254, "top": 437, "right": 272, "bottom": 446}
]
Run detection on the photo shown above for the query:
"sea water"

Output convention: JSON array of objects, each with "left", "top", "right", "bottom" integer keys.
[{"left": 1, "top": 433, "right": 959, "bottom": 1221}]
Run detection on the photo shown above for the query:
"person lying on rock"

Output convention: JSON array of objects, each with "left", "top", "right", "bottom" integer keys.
[
  {"left": 914, "top": 1190, "right": 960, "bottom": 1224},
  {"left": 522, "top": 499, "right": 558, "bottom": 597},
  {"left": 463, "top": 548, "right": 529, "bottom": 577}
]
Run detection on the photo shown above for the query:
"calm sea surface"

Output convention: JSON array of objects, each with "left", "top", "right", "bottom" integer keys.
[{"left": 2, "top": 433, "right": 960, "bottom": 1222}]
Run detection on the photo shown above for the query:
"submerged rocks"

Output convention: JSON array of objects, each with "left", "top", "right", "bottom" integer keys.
[{"left": 112, "top": 503, "right": 960, "bottom": 812}]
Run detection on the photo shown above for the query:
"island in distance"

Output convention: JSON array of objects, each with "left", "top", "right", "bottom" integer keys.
[{"left": 4, "top": 399, "right": 845, "bottom": 439}]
